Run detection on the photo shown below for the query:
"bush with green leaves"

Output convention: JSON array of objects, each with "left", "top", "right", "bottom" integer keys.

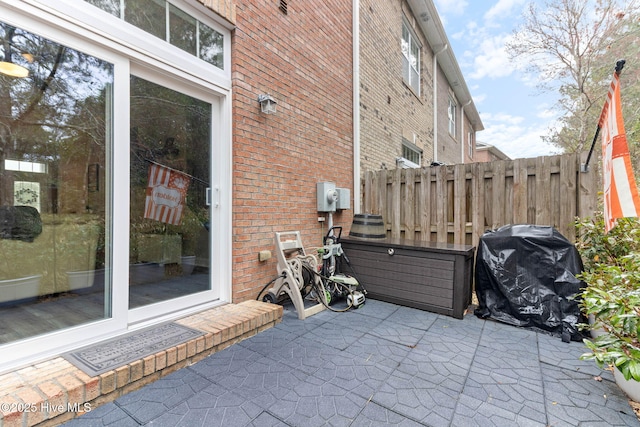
[
  {"left": 575, "top": 212, "right": 640, "bottom": 272},
  {"left": 575, "top": 213, "right": 640, "bottom": 381},
  {"left": 580, "top": 254, "right": 640, "bottom": 381}
]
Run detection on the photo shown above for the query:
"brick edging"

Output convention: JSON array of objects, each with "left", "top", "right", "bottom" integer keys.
[{"left": 0, "top": 301, "right": 283, "bottom": 427}]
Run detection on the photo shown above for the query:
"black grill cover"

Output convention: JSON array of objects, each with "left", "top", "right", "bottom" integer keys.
[{"left": 474, "top": 224, "right": 586, "bottom": 342}]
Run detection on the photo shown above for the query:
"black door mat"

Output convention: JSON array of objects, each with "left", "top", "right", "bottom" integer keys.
[{"left": 63, "top": 323, "right": 204, "bottom": 377}]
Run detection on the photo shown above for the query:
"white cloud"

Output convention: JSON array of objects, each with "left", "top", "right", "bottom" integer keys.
[
  {"left": 484, "top": 0, "right": 527, "bottom": 24},
  {"left": 473, "top": 93, "right": 487, "bottom": 104},
  {"left": 482, "top": 111, "right": 524, "bottom": 126},
  {"left": 433, "top": 0, "right": 468, "bottom": 15},
  {"left": 536, "top": 103, "right": 559, "bottom": 120},
  {"left": 450, "top": 29, "right": 465, "bottom": 41},
  {"left": 479, "top": 112, "right": 559, "bottom": 159},
  {"left": 437, "top": 1, "right": 563, "bottom": 160},
  {"left": 461, "top": 20, "right": 481, "bottom": 41},
  {"left": 447, "top": 16, "right": 518, "bottom": 81},
  {"left": 468, "top": 34, "right": 514, "bottom": 79}
]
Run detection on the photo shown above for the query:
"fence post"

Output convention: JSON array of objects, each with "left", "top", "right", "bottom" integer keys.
[
  {"left": 419, "top": 167, "right": 432, "bottom": 241},
  {"left": 560, "top": 153, "right": 577, "bottom": 241},
  {"left": 453, "top": 166, "right": 466, "bottom": 245},
  {"left": 435, "top": 166, "right": 447, "bottom": 242},
  {"left": 578, "top": 151, "right": 598, "bottom": 221},
  {"left": 404, "top": 168, "right": 416, "bottom": 239},
  {"left": 535, "top": 156, "right": 551, "bottom": 226}
]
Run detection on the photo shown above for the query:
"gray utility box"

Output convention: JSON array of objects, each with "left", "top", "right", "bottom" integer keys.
[{"left": 341, "top": 237, "right": 475, "bottom": 319}]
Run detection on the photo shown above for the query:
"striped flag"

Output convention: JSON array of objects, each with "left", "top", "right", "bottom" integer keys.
[
  {"left": 599, "top": 71, "right": 640, "bottom": 232},
  {"left": 144, "top": 163, "right": 190, "bottom": 225}
]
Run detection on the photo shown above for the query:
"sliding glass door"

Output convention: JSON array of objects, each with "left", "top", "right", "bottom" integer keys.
[
  {"left": 0, "top": 0, "right": 230, "bottom": 372},
  {"left": 128, "top": 75, "right": 212, "bottom": 309},
  {"left": 0, "top": 20, "right": 112, "bottom": 342}
]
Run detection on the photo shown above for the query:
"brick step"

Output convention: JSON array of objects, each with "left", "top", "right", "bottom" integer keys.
[{"left": 0, "top": 300, "right": 282, "bottom": 427}]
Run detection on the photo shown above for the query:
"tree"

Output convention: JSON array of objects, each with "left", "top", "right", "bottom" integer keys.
[
  {"left": 506, "top": 0, "right": 640, "bottom": 162},
  {"left": 0, "top": 22, "right": 113, "bottom": 212}
]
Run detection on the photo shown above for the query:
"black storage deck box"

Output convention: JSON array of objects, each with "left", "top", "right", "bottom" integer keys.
[{"left": 341, "top": 237, "right": 475, "bottom": 319}]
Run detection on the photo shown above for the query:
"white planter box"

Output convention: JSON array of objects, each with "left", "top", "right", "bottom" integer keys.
[
  {"left": 66, "top": 270, "right": 97, "bottom": 290},
  {"left": 0, "top": 275, "right": 41, "bottom": 303}
]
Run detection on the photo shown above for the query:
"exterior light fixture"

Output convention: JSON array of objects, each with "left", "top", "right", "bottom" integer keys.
[
  {"left": 257, "top": 94, "right": 277, "bottom": 114},
  {"left": 0, "top": 61, "right": 29, "bottom": 78}
]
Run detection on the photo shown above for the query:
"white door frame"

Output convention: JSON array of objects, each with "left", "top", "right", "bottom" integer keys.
[{"left": 0, "top": 0, "right": 232, "bottom": 373}]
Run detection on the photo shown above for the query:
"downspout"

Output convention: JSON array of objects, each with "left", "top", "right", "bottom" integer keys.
[
  {"left": 353, "top": 0, "right": 361, "bottom": 213},
  {"left": 460, "top": 99, "right": 472, "bottom": 163},
  {"left": 433, "top": 44, "right": 447, "bottom": 163}
]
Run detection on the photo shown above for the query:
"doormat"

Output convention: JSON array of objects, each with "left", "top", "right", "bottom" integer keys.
[{"left": 63, "top": 323, "right": 204, "bottom": 377}]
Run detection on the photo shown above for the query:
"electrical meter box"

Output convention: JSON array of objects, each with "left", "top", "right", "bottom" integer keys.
[
  {"left": 336, "top": 188, "right": 350, "bottom": 210},
  {"left": 317, "top": 182, "right": 337, "bottom": 212}
]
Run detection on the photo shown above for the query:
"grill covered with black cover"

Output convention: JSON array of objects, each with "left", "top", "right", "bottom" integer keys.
[{"left": 474, "top": 224, "right": 586, "bottom": 342}]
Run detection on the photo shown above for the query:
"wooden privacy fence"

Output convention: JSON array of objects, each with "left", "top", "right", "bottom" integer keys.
[{"left": 361, "top": 152, "right": 599, "bottom": 249}]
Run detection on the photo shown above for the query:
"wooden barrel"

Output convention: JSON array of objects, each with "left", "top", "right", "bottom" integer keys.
[{"left": 349, "top": 214, "right": 386, "bottom": 239}]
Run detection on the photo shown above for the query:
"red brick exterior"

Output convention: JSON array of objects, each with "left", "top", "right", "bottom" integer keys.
[{"left": 231, "top": 0, "right": 354, "bottom": 302}]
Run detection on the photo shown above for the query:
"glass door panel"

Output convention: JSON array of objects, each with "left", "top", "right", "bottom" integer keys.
[
  {"left": 0, "top": 21, "right": 112, "bottom": 343},
  {"left": 129, "top": 75, "right": 211, "bottom": 308}
]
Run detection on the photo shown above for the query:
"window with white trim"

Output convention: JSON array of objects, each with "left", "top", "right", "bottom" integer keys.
[
  {"left": 401, "top": 138, "right": 422, "bottom": 167},
  {"left": 468, "top": 131, "right": 475, "bottom": 159},
  {"left": 448, "top": 97, "right": 456, "bottom": 137},
  {"left": 85, "top": 0, "right": 224, "bottom": 69},
  {"left": 401, "top": 20, "right": 420, "bottom": 95}
]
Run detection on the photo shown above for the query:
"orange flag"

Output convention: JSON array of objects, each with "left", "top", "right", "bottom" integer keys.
[
  {"left": 144, "top": 163, "right": 190, "bottom": 225},
  {"left": 599, "top": 71, "right": 640, "bottom": 232}
]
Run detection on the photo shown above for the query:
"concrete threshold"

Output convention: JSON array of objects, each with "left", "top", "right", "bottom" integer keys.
[{"left": 0, "top": 300, "right": 283, "bottom": 427}]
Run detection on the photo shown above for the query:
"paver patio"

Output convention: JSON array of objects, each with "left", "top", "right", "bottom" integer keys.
[{"left": 63, "top": 299, "right": 640, "bottom": 426}]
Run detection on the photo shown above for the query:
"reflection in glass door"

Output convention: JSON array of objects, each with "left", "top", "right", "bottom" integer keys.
[
  {"left": 129, "top": 75, "right": 211, "bottom": 308},
  {"left": 0, "top": 21, "right": 112, "bottom": 343}
]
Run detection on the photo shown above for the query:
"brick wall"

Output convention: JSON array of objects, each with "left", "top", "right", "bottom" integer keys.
[
  {"left": 231, "top": 0, "right": 354, "bottom": 302},
  {"left": 474, "top": 149, "right": 493, "bottom": 163},
  {"left": 435, "top": 66, "right": 479, "bottom": 165},
  {"left": 359, "top": 0, "right": 434, "bottom": 173},
  {"left": 435, "top": 64, "right": 460, "bottom": 164},
  {"left": 196, "top": 0, "right": 236, "bottom": 24}
]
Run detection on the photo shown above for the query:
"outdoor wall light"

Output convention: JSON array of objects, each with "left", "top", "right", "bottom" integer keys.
[
  {"left": 257, "top": 94, "right": 277, "bottom": 114},
  {"left": 0, "top": 61, "right": 29, "bottom": 78}
]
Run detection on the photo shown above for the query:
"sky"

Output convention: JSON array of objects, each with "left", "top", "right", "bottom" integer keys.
[{"left": 433, "top": 0, "right": 562, "bottom": 160}]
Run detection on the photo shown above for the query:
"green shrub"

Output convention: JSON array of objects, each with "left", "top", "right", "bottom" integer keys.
[
  {"left": 576, "top": 213, "right": 640, "bottom": 381},
  {"left": 575, "top": 212, "right": 640, "bottom": 272}
]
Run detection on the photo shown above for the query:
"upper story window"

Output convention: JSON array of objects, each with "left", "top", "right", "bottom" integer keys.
[
  {"left": 84, "top": 0, "right": 224, "bottom": 70},
  {"left": 468, "top": 131, "right": 475, "bottom": 159},
  {"left": 448, "top": 97, "right": 457, "bottom": 137},
  {"left": 401, "top": 20, "right": 420, "bottom": 95}
]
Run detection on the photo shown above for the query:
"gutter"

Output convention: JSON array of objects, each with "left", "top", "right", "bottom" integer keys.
[
  {"left": 460, "top": 99, "right": 472, "bottom": 163},
  {"left": 353, "top": 0, "right": 361, "bottom": 213},
  {"left": 433, "top": 43, "right": 448, "bottom": 163}
]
